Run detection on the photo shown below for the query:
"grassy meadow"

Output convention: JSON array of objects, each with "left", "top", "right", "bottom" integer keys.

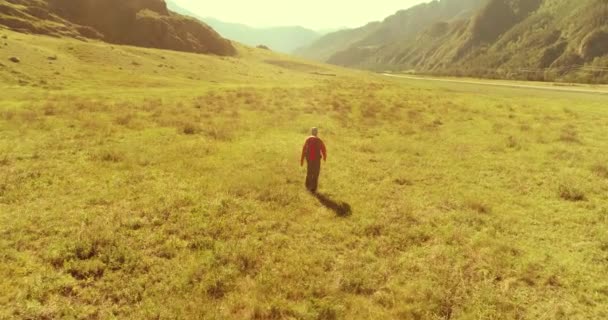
[{"left": 2, "top": 29, "right": 608, "bottom": 319}]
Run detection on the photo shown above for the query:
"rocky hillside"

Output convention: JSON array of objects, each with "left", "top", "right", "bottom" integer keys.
[
  {"left": 298, "top": 0, "right": 608, "bottom": 83},
  {"left": 0, "top": 0, "right": 236, "bottom": 56}
]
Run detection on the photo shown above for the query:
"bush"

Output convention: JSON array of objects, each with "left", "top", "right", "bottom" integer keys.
[
  {"left": 592, "top": 164, "right": 608, "bottom": 179},
  {"left": 94, "top": 150, "right": 124, "bottom": 162},
  {"left": 114, "top": 114, "right": 133, "bottom": 126},
  {"left": 506, "top": 136, "right": 520, "bottom": 149},
  {"left": 559, "top": 127, "right": 581, "bottom": 144},
  {"left": 558, "top": 184, "right": 586, "bottom": 202},
  {"left": 181, "top": 122, "right": 201, "bottom": 135},
  {"left": 466, "top": 200, "right": 492, "bottom": 214},
  {"left": 66, "top": 259, "right": 106, "bottom": 280}
]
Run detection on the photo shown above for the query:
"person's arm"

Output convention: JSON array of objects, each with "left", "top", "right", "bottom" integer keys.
[
  {"left": 320, "top": 140, "right": 327, "bottom": 162},
  {"left": 300, "top": 140, "right": 308, "bottom": 166}
]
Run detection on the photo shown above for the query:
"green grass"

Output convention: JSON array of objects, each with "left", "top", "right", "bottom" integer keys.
[{"left": 2, "top": 29, "right": 608, "bottom": 319}]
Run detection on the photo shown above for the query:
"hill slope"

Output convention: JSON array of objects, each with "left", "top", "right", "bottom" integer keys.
[
  {"left": 298, "top": 0, "right": 608, "bottom": 83},
  {"left": 0, "top": 29, "right": 339, "bottom": 88},
  {"left": 0, "top": 0, "right": 236, "bottom": 55},
  {"left": 294, "top": 21, "right": 382, "bottom": 62}
]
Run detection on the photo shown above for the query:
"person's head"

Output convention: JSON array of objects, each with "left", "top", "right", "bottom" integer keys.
[{"left": 311, "top": 127, "right": 318, "bottom": 136}]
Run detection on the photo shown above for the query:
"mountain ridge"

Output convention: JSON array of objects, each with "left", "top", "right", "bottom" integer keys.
[{"left": 296, "top": 0, "right": 485, "bottom": 66}]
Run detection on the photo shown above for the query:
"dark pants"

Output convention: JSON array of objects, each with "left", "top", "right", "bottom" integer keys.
[{"left": 306, "top": 159, "right": 321, "bottom": 192}]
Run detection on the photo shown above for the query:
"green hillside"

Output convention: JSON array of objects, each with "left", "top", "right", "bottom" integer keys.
[
  {"left": 0, "top": 29, "right": 339, "bottom": 89},
  {"left": 298, "top": 0, "right": 608, "bottom": 83},
  {"left": 383, "top": 0, "right": 608, "bottom": 83}
]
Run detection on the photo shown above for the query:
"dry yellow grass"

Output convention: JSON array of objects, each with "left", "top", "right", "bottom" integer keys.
[{"left": 1, "top": 29, "right": 608, "bottom": 319}]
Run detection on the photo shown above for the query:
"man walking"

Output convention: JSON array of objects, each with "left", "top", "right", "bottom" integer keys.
[{"left": 301, "top": 127, "right": 327, "bottom": 193}]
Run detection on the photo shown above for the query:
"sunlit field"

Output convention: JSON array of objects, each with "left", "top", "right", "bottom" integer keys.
[{"left": 2, "top": 30, "right": 608, "bottom": 319}]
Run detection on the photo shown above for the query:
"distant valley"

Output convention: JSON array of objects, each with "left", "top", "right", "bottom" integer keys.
[
  {"left": 166, "top": 0, "right": 328, "bottom": 53},
  {"left": 201, "top": 18, "right": 324, "bottom": 54}
]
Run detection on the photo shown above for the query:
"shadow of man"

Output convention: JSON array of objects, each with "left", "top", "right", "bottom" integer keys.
[{"left": 313, "top": 193, "right": 352, "bottom": 217}]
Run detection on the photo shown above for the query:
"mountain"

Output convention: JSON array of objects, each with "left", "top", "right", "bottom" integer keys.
[
  {"left": 0, "top": 0, "right": 236, "bottom": 56},
  {"left": 297, "top": 0, "right": 608, "bottom": 82},
  {"left": 385, "top": 0, "right": 608, "bottom": 82},
  {"left": 165, "top": 0, "right": 322, "bottom": 53},
  {"left": 294, "top": 22, "right": 382, "bottom": 62},
  {"left": 296, "top": 0, "right": 485, "bottom": 65},
  {"left": 202, "top": 18, "right": 322, "bottom": 54}
]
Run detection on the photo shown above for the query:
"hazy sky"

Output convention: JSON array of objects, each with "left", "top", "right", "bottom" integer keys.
[{"left": 171, "top": 0, "right": 429, "bottom": 29}]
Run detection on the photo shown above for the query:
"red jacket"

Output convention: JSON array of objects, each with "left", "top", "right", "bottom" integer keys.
[{"left": 301, "top": 136, "right": 327, "bottom": 165}]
